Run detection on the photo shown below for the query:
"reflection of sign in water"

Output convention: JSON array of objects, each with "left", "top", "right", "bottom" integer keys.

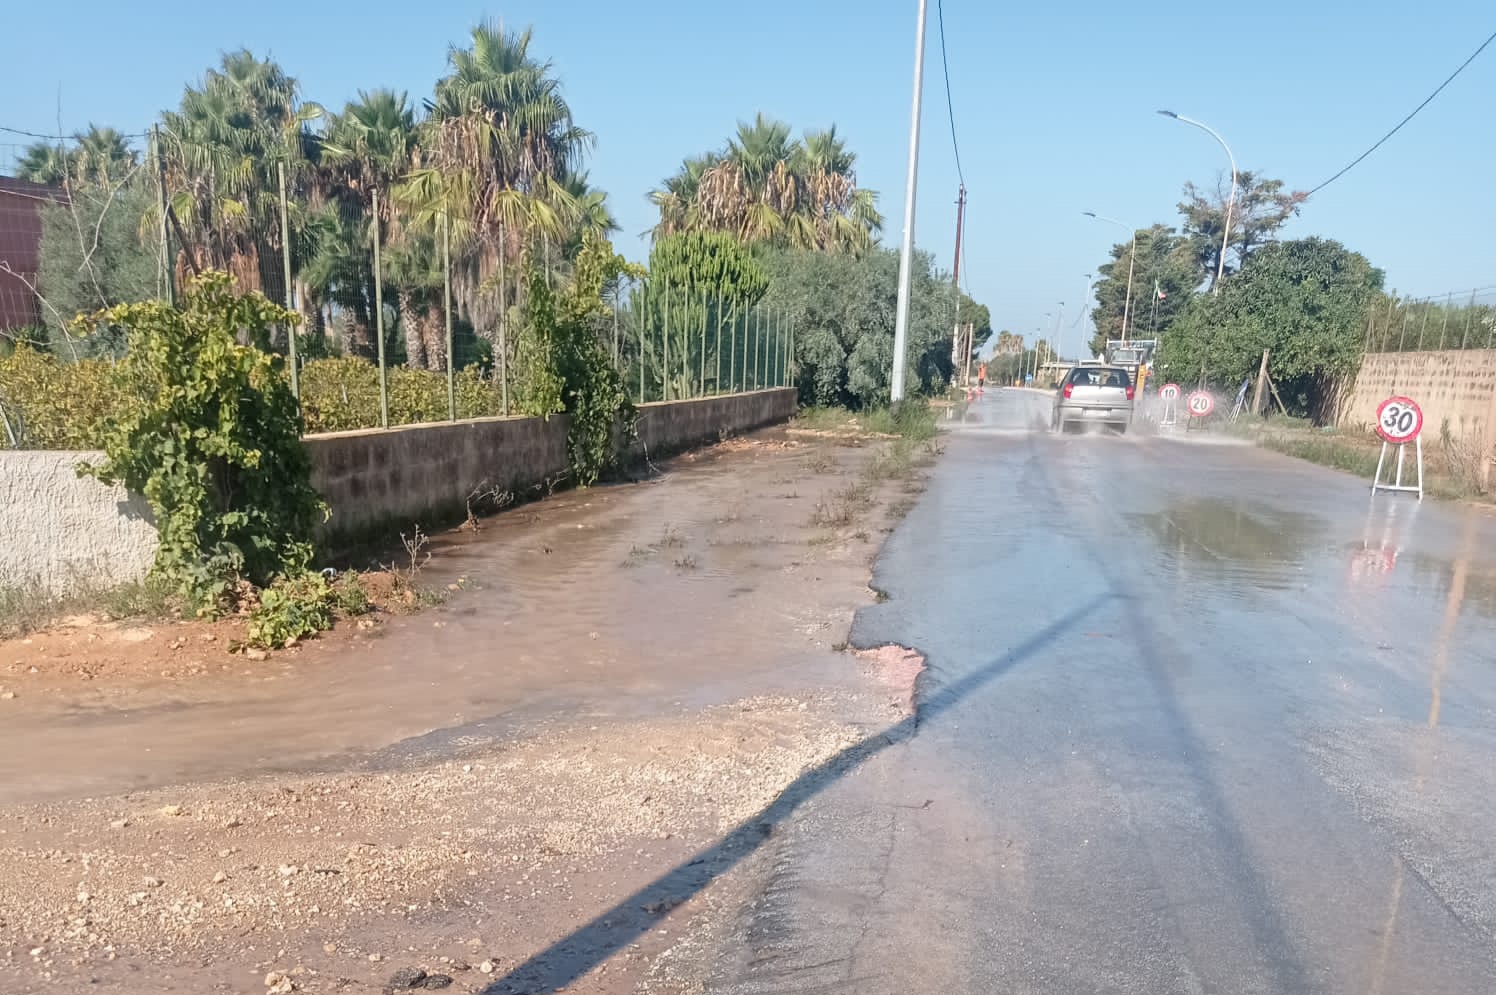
[
  {"left": 1159, "top": 383, "right": 1180, "bottom": 400},
  {"left": 1186, "top": 390, "right": 1215, "bottom": 418},
  {"left": 1375, "top": 396, "right": 1423, "bottom": 444}
]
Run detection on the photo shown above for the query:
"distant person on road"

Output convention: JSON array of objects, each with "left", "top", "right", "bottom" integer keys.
[{"left": 977, "top": 363, "right": 987, "bottom": 388}]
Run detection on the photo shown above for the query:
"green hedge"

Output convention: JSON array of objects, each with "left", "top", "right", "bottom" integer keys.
[
  {"left": 297, "top": 357, "right": 505, "bottom": 433},
  {"left": 0, "top": 348, "right": 509, "bottom": 448},
  {"left": 0, "top": 348, "right": 129, "bottom": 449}
]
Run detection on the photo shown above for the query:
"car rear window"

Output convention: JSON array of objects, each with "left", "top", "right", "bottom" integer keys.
[{"left": 1068, "top": 368, "right": 1131, "bottom": 388}]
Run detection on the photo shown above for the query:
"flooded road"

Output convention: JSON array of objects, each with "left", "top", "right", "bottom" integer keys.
[{"left": 704, "top": 389, "right": 1496, "bottom": 994}]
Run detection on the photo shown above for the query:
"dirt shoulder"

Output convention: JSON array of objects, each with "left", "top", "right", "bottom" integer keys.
[{"left": 0, "top": 420, "right": 938, "bottom": 994}]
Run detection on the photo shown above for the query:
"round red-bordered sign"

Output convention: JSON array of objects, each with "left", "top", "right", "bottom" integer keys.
[
  {"left": 1375, "top": 396, "right": 1423, "bottom": 444},
  {"left": 1186, "top": 390, "right": 1214, "bottom": 418},
  {"left": 1159, "top": 383, "right": 1181, "bottom": 401}
]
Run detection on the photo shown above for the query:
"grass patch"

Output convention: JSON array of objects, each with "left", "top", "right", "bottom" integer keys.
[
  {"left": 1251, "top": 419, "right": 1493, "bottom": 503},
  {"left": 0, "top": 577, "right": 179, "bottom": 640}
]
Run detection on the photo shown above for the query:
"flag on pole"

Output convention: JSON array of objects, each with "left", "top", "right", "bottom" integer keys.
[{"left": 1155, "top": 280, "right": 1166, "bottom": 301}]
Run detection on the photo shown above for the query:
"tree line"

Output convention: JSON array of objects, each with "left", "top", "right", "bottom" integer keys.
[
  {"left": 1085, "top": 172, "right": 1386, "bottom": 418},
  {"left": 6, "top": 24, "right": 989, "bottom": 413}
]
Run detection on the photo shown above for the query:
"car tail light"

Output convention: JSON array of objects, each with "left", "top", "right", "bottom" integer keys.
[
  {"left": 1062, "top": 383, "right": 1073, "bottom": 399},
  {"left": 1125, "top": 385, "right": 1135, "bottom": 400}
]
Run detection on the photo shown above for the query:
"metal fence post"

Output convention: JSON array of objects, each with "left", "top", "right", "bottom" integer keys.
[
  {"left": 371, "top": 187, "right": 389, "bottom": 428},
  {"left": 498, "top": 221, "right": 509, "bottom": 416},
  {"left": 1438, "top": 292, "right": 1453, "bottom": 350},
  {"left": 729, "top": 303, "right": 739, "bottom": 394},
  {"left": 714, "top": 292, "right": 724, "bottom": 395},
  {"left": 638, "top": 280, "right": 647, "bottom": 404},
  {"left": 663, "top": 280, "right": 671, "bottom": 402},
  {"left": 787, "top": 315, "right": 795, "bottom": 389},
  {"left": 153, "top": 125, "right": 175, "bottom": 308},
  {"left": 1416, "top": 299, "right": 1430, "bottom": 352},
  {"left": 613, "top": 282, "right": 621, "bottom": 367},
  {"left": 751, "top": 307, "right": 760, "bottom": 389},
  {"left": 276, "top": 162, "right": 299, "bottom": 401},
  {"left": 699, "top": 286, "right": 708, "bottom": 398},
  {"left": 1461, "top": 291, "right": 1475, "bottom": 350},
  {"left": 443, "top": 211, "right": 455, "bottom": 421}
]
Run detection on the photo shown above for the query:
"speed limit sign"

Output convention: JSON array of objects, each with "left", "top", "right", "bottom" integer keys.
[
  {"left": 1159, "top": 383, "right": 1180, "bottom": 400},
  {"left": 1186, "top": 390, "right": 1215, "bottom": 418},
  {"left": 1375, "top": 396, "right": 1423, "bottom": 444}
]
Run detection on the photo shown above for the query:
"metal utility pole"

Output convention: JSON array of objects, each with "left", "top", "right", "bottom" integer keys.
[
  {"left": 949, "top": 184, "right": 966, "bottom": 373},
  {"left": 890, "top": 0, "right": 930, "bottom": 403}
]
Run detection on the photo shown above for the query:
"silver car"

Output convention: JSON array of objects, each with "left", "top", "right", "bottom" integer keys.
[{"left": 1052, "top": 365, "right": 1134, "bottom": 433}]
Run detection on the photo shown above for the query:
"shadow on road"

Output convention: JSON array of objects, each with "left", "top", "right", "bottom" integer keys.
[{"left": 479, "top": 594, "right": 1112, "bottom": 993}]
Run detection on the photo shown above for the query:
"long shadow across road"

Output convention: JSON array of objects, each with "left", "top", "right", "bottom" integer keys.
[{"left": 479, "top": 594, "right": 1112, "bottom": 993}]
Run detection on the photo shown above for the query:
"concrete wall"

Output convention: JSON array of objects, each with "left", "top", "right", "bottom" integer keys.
[
  {"left": 633, "top": 388, "right": 798, "bottom": 457},
  {"left": 5, "top": 388, "right": 798, "bottom": 592},
  {"left": 0, "top": 451, "right": 157, "bottom": 594},
  {"left": 1340, "top": 350, "right": 1496, "bottom": 444},
  {"left": 306, "top": 414, "right": 571, "bottom": 539},
  {"left": 310, "top": 387, "right": 797, "bottom": 540}
]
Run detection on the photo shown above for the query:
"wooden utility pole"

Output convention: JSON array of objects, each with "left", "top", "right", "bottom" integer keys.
[
  {"left": 1251, "top": 349, "right": 1270, "bottom": 416},
  {"left": 950, "top": 185, "right": 967, "bottom": 373}
]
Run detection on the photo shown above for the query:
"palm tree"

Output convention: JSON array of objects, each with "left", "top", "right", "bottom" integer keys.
[
  {"left": 650, "top": 116, "right": 882, "bottom": 254},
  {"left": 403, "top": 21, "right": 592, "bottom": 341},
  {"left": 14, "top": 126, "right": 137, "bottom": 187},
  {"left": 315, "top": 89, "right": 427, "bottom": 362},
  {"left": 158, "top": 50, "right": 321, "bottom": 294},
  {"left": 14, "top": 143, "right": 70, "bottom": 185}
]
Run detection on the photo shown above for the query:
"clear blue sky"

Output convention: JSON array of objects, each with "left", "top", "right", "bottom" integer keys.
[{"left": 3, "top": 1, "right": 1493, "bottom": 356}]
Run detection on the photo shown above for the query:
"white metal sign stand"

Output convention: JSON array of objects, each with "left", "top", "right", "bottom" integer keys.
[
  {"left": 1159, "top": 383, "right": 1180, "bottom": 427},
  {"left": 1184, "top": 389, "right": 1214, "bottom": 432},
  {"left": 1371, "top": 396, "right": 1424, "bottom": 501}
]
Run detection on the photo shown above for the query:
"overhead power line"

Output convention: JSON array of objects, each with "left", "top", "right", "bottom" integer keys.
[
  {"left": 0, "top": 124, "right": 152, "bottom": 142},
  {"left": 1308, "top": 26, "right": 1496, "bottom": 196},
  {"left": 935, "top": 0, "right": 965, "bottom": 188}
]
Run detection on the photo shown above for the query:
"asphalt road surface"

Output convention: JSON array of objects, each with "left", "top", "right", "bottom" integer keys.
[{"left": 703, "top": 388, "right": 1496, "bottom": 994}]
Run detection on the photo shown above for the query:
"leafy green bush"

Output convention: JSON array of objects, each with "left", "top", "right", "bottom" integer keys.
[
  {"left": 245, "top": 570, "right": 370, "bottom": 649},
  {"left": 517, "top": 233, "right": 639, "bottom": 483},
  {"left": 0, "top": 347, "right": 131, "bottom": 449},
  {"left": 247, "top": 573, "right": 335, "bottom": 648},
  {"left": 77, "top": 272, "right": 327, "bottom": 611}
]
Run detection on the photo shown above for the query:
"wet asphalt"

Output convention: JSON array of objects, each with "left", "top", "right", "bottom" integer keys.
[{"left": 704, "top": 389, "right": 1496, "bottom": 994}]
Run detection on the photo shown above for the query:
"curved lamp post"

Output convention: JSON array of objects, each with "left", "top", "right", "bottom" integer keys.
[
  {"left": 1158, "top": 110, "right": 1237, "bottom": 292},
  {"left": 1084, "top": 212, "right": 1136, "bottom": 344}
]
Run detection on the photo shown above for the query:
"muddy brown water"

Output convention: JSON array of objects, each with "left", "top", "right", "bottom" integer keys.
[{"left": 0, "top": 432, "right": 894, "bottom": 805}]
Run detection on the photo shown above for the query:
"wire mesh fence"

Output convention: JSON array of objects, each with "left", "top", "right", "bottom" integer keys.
[
  {"left": 1364, "top": 286, "right": 1496, "bottom": 354},
  {"left": 1, "top": 131, "right": 795, "bottom": 448},
  {"left": 617, "top": 279, "right": 792, "bottom": 405}
]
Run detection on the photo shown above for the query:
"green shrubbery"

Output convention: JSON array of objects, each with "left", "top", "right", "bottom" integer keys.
[
  {"left": 0, "top": 348, "right": 508, "bottom": 445},
  {"left": 77, "top": 273, "right": 327, "bottom": 612},
  {"left": 0, "top": 348, "right": 130, "bottom": 449},
  {"left": 297, "top": 357, "right": 504, "bottom": 433}
]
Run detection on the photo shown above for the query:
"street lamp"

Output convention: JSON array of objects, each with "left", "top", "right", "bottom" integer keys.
[
  {"left": 1083, "top": 212, "right": 1136, "bottom": 345},
  {"left": 1052, "top": 303, "right": 1064, "bottom": 365},
  {"left": 1158, "top": 110, "right": 1237, "bottom": 292}
]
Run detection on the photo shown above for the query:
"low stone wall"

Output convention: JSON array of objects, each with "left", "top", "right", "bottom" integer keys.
[
  {"left": 4, "top": 389, "right": 798, "bottom": 593},
  {"left": 633, "top": 388, "right": 799, "bottom": 458},
  {"left": 0, "top": 451, "right": 157, "bottom": 595},
  {"left": 1340, "top": 349, "right": 1496, "bottom": 443},
  {"left": 310, "top": 387, "right": 797, "bottom": 541}
]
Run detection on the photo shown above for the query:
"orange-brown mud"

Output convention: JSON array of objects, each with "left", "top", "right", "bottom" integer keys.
[{"left": 0, "top": 425, "right": 936, "bottom": 994}]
